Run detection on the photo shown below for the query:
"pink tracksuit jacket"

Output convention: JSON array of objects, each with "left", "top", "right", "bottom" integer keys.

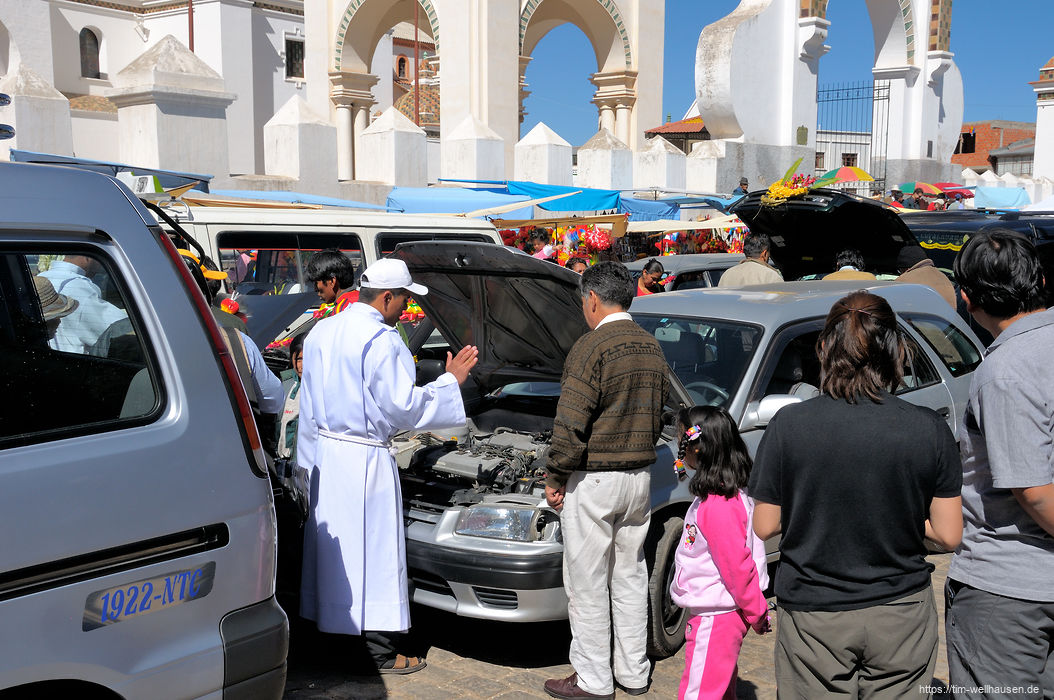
[{"left": 671, "top": 490, "right": 769, "bottom": 624}]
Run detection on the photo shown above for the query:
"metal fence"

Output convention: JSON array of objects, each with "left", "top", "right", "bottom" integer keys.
[{"left": 815, "top": 80, "right": 890, "bottom": 195}]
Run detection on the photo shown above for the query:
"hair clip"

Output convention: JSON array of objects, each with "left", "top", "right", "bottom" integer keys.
[
  {"left": 838, "top": 302, "right": 876, "bottom": 318},
  {"left": 685, "top": 425, "right": 702, "bottom": 441},
  {"left": 673, "top": 458, "right": 687, "bottom": 480}
]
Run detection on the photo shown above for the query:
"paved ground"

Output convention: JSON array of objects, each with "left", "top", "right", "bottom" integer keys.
[{"left": 283, "top": 555, "right": 951, "bottom": 699}]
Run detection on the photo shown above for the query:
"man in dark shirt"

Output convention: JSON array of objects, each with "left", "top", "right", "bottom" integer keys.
[{"left": 543, "top": 262, "right": 670, "bottom": 700}]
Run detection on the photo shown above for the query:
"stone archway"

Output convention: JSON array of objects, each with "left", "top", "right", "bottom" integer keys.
[
  {"left": 329, "top": 0, "right": 439, "bottom": 179},
  {"left": 333, "top": 0, "right": 438, "bottom": 73},
  {"left": 518, "top": 0, "right": 638, "bottom": 146}
]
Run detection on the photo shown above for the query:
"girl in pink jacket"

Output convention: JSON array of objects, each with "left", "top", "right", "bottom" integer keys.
[{"left": 671, "top": 406, "right": 770, "bottom": 700}]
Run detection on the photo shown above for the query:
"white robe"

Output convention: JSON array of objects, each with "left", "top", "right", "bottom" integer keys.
[{"left": 297, "top": 303, "right": 466, "bottom": 634}]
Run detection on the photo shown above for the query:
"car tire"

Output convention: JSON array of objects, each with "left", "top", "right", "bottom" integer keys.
[{"left": 646, "top": 514, "right": 687, "bottom": 658}]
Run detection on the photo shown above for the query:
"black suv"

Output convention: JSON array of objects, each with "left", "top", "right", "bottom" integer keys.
[{"left": 901, "top": 209, "right": 1054, "bottom": 307}]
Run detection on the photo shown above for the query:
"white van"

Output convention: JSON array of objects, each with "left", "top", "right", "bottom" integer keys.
[{"left": 150, "top": 204, "right": 503, "bottom": 299}]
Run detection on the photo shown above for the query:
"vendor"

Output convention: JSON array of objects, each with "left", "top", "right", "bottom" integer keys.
[{"left": 636, "top": 258, "right": 665, "bottom": 296}]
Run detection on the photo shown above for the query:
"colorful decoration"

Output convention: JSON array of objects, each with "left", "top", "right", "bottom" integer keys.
[
  {"left": 674, "top": 458, "right": 687, "bottom": 480},
  {"left": 220, "top": 298, "right": 240, "bottom": 314},
  {"left": 399, "top": 299, "right": 426, "bottom": 324},
  {"left": 762, "top": 157, "right": 839, "bottom": 207},
  {"left": 934, "top": 182, "right": 974, "bottom": 199},
  {"left": 584, "top": 227, "right": 612, "bottom": 251}
]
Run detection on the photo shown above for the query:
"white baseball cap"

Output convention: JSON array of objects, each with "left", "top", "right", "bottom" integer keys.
[{"left": 358, "top": 257, "right": 428, "bottom": 296}]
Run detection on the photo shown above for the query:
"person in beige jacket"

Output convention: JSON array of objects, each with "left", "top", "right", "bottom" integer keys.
[
  {"left": 717, "top": 233, "right": 784, "bottom": 287},
  {"left": 894, "top": 245, "right": 957, "bottom": 308}
]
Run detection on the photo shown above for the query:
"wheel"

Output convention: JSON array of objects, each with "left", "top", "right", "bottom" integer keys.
[
  {"left": 682, "top": 381, "right": 730, "bottom": 406},
  {"left": 645, "top": 514, "right": 688, "bottom": 658}
]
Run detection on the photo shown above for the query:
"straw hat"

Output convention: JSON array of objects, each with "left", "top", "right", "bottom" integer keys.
[{"left": 33, "top": 276, "right": 78, "bottom": 321}]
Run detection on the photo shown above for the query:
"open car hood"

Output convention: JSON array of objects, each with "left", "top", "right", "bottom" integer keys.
[
  {"left": 730, "top": 188, "right": 918, "bottom": 280},
  {"left": 392, "top": 241, "right": 590, "bottom": 392}
]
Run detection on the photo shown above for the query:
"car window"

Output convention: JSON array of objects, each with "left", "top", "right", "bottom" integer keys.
[
  {"left": 0, "top": 249, "right": 161, "bottom": 447},
  {"left": 758, "top": 326, "right": 822, "bottom": 399},
  {"left": 216, "top": 231, "right": 363, "bottom": 296},
  {"left": 896, "top": 330, "right": 941, "bottom": 393},
  {"left": 905, "top": 315, "right": 983, "bottom": 377},
  {"left": 669, "top": 270, "right": 710, "bottom": 291},
  {"left": 633, "top": 314, "right": 762, "bottom": 408}
]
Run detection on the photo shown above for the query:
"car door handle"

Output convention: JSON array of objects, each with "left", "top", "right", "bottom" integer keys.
[{"left": 936, "top": 407, "right": 950, "bottom": 418}]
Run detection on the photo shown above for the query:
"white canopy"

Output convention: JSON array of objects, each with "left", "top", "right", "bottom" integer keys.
[{"left": 626, "top": 215, "right": 746, "bottom": 234}]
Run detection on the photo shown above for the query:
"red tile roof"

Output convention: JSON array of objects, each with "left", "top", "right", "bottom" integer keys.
[{"left": 645, "top": 116, "right": 705, "bottom": 135}]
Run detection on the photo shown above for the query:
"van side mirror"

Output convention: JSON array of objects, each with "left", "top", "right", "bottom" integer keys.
[
  {"left": 416, "top": 358, "right": 445, "bottom": 387},
  {"left": 740, "top": 395, "right": 803, "bottom": 431}
]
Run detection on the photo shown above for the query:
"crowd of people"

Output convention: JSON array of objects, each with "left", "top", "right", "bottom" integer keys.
[{"left": 168, "top": 224, "right": 1049, "bottom": 700}]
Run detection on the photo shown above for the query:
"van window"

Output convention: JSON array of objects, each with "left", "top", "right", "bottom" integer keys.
[
  {"left": 0, "top": 249, "right": 161, "bottom": 446},
  {"left": 378, "top": 232, "right": 492, "bottom": 256},
  {"left": 216, "top": 231, "right": 363, "bottom": 295}
]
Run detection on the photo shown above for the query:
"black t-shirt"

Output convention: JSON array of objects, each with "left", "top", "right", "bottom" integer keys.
[{"left": 748, "top": 392, "right": 961, "bottom": 611}]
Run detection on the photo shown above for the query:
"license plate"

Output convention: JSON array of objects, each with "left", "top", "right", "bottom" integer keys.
[{"left": 82, "top": 561, "right": 216, "bottom": 631}]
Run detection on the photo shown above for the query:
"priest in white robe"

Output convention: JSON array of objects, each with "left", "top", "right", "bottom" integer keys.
[{"left": 297, "top": 257, "right": 478, "bottom": 674}]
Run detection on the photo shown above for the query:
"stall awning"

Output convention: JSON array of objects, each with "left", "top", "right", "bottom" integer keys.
[
  {"left": 386, "top": 186, "right": 534, "bottom": 219},
  {"left": 210, "top": 189, "right": 385, "bottom": 210},
  {"left": 626, "top": 215, "right": 746, "bottom": 234},
  {"left": 491, "top": 214, "right": 628, "bottom": 238},
  {"left": 439, "top": 179, "right": 679, "bottom": 221}
]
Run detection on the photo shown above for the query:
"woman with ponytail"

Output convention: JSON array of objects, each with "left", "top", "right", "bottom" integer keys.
[{"left": 747, "top": 291, "right": 963, "bottom": 698}]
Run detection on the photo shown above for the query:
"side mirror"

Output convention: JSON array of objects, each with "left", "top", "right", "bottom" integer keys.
[
  {"left": 740, "top": 395, "right": 803, "bottom": 431},
  {"left": 416, "top": 358, "right": 445, "bottom": 387}
]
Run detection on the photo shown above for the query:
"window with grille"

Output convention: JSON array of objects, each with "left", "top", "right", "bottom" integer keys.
[
  {"left": 285, "top": 38, "right": 305, "bottom": 79},
  {"left": 815, "top": 152, "right": 825, "bottom": 169},
  {"left": 841, "top": 153, "right": 858, "bottom": 167}
]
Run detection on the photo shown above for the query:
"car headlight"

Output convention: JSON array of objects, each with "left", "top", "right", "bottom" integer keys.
[{"left": 454, "top": 505, "right": 539, "bottom": 541}]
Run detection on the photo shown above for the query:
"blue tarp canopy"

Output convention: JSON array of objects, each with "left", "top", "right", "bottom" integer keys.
[
  {"left": 9, "top": 149, "right": 213, "bottom": 192},
  {"left": 620, "top": 196, "right": 679, "bottom": 221},
  {"left": 974, "top": 186, "right": 1031, "bottom": 210},
  {"left": 438, "top": 179, "right": 679, "bottom": 221},
  {"left": 211, "top": 189, "right": 385, "bottom": 210},
  {"left": 659, "top": 194, "right": 743, "bottom": 213},
  {"left": 386, "top": 186, "right": 534, "bottom": 219}
]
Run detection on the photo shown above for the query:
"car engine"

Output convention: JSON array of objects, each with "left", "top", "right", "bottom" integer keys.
[{"left": 394, "top": 421, "right": 552, "bottom": 506}]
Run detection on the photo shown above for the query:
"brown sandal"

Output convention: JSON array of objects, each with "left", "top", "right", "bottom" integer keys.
[{"left": 378, "top": 654, "right": 427, "bottom": 675}]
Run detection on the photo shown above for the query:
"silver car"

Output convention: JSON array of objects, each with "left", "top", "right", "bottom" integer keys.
[{"left": 388, "top": 243, "right": 984, "bottom": 658}]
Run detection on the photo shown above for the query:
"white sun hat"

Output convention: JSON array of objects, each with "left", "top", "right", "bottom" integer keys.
[{"left": 358, "top": 257, "right": 428, "bottom": 296}]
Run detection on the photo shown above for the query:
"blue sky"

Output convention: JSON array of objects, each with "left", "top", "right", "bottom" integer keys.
[{"left": 521, "top": 1, "right": 1053, "bottom": 146}]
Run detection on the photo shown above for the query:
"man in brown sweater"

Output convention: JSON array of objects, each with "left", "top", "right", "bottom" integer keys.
[{"left": 543, "top": 262, "right": 671, "bottom": 700}]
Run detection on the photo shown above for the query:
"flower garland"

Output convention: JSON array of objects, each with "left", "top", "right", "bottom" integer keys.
[{"left": 761, "top": 157, "right": 838, "bottom": 207}]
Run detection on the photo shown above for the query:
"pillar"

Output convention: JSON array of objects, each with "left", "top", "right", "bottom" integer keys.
[
  {"left": 335, "top": 103, "right": 353, "bottom": 181},
  {"left": 591, "top": 70, "right": 637, "bottom": 148},
  {"left": 329, "top": 71, "right": 378, "bottom": 181}
]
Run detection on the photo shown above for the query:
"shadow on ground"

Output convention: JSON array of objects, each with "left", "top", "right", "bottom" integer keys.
[{"left": 407, "top": 604, "right": 574, "bottom": 668}]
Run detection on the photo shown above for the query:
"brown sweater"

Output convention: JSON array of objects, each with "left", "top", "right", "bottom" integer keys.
[{"left": 546, "top": 318, "right": 671, "bottom": 488}]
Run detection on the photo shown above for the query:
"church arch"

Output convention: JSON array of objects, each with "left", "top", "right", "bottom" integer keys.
[
  {"left": 333, "top": 0, "right": 438, "bottom": 73},
  {"left": 800, "top": 0, "right": 919, "bottom": 66},
  {"left": 520, "top": 0, "right": 631, "bottom": 72}
]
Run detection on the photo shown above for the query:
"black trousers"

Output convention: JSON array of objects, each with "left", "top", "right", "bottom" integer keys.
[{"left": 365, "top": 630, "right": 406, "bottom": 666}]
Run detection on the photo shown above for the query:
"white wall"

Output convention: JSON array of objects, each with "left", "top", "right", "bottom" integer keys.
[{"left": 70, "top": 111, "right": 118, "bottom": 160}]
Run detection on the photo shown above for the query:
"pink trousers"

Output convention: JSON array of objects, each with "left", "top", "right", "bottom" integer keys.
[{"left": 679, "top": 611, "right": 748, "bottom": 700}]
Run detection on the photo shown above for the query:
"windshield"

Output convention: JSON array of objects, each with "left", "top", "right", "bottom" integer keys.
[{"left": 632, "top": 314, "right": 762, "bottom": 407}]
